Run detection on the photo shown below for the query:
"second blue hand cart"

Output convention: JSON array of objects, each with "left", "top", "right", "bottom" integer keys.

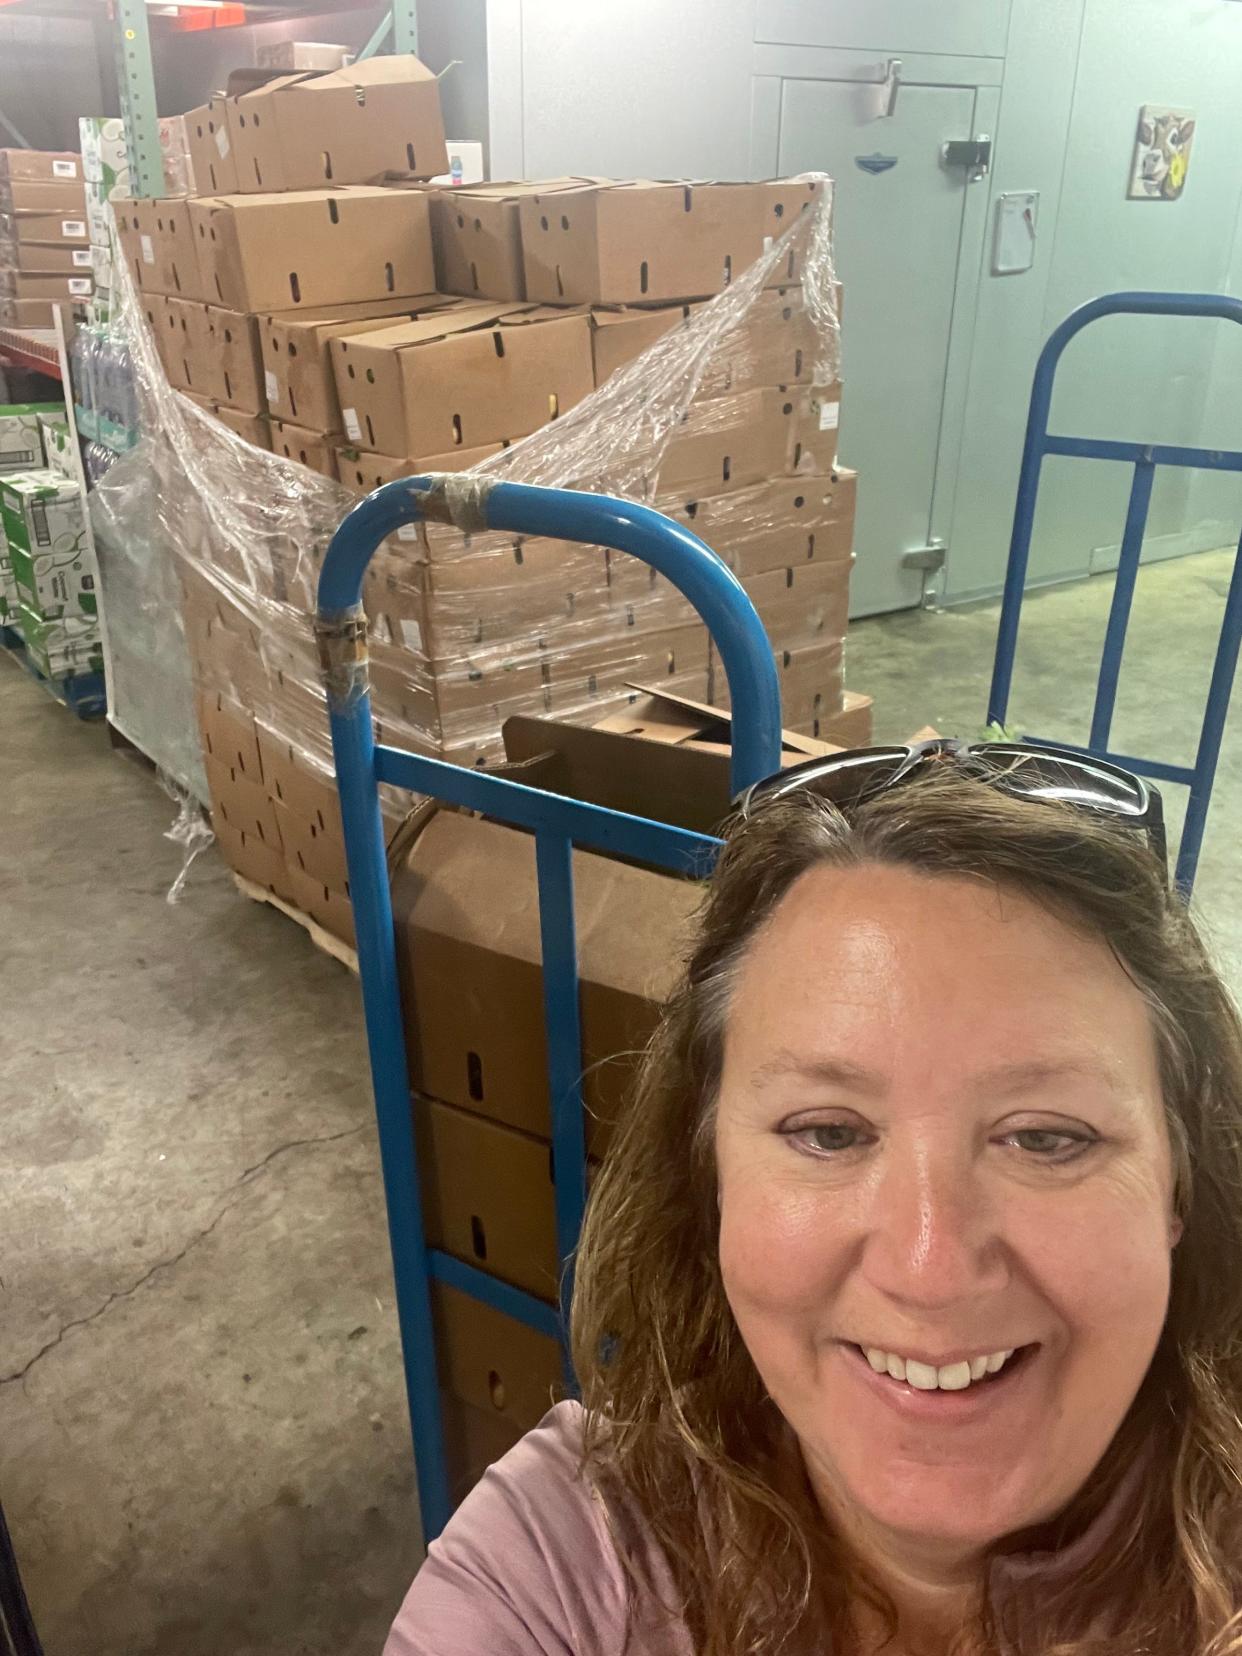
[{"left": 316, "top": 476, "right": 783, "bottom": 1542}]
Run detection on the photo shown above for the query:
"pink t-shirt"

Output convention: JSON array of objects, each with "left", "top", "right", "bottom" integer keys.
[
  {"left": 384, "top": 1402, "right": 689, "bottom": 1655},
  {"left": 385, "top": 1400, "right": 1147, "bottom": 1655}
]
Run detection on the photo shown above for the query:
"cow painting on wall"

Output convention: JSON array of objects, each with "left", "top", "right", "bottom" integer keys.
[{"left": 1129, "top": 105, "right": 1197, "bottom": 200}]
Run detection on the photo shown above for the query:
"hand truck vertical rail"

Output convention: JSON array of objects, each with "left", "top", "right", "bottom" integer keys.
[
  {"left": 987, "top": 291, "right": 1242, "bottom": 894},
  {"left": 317, "top": 477, "right": 783, "bottom": 1541}
]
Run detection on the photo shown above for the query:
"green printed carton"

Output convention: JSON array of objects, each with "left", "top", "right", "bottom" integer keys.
[
  {"left": 36, "top": 413, "right": 75, "bottom": 480},
  {"left": 17, "top": 603, "right": 103, "bottom": 680},
  {"left": 0, "top": 403, "right": 64, "bottom": 476},
  {"left": 0, "top": 541, "right": 16, "bottom": 626},
  {"left": 0, "top": 470, "right": 96, "bottom": 620}
]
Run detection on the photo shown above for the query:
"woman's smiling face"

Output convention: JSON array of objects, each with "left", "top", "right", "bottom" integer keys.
[{"left": 715, "top": 862, "right": 1181, "bottom": 1557}]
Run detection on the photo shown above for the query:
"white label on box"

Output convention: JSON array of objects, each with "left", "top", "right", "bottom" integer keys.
[
  {"left": 763, "top": 234, "right": 773, "bottom": 252},
  {"left": 53, "top": 159, "right": 79, "bottom": 178},
  {"left": 342, "top": 406, "right": 362, "bottom": 443},
  {"left": 399, "top": 618, "right": 423, "bottom": 649},
  {"left": 818, "top": 400, "right": 841, "bottom": 432},
  {"left": 215, "top": 125, "right": 230, "bottom": 159},
  {"left": 68, "top": 277, "right": 93, "bottom": 296},
  {"left": 72, "top": 249, "right": 93, "bottom": 268},
  {"left": 140, "top": 234, "right": 155, "bottom": 265},
  {"left": 264, "top": 369, "right": 279, "bottom": 407},
  {"left": 62, "top": 219, "right": 86, "bottom": 238},
  {"left": 396, "top": 524, "right": 420, "bottom": 544}
]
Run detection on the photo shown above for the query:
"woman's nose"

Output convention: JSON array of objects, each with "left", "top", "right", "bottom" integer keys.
[{"left": 859, "top": 1141, "right": 1007, "bottom": 1309}]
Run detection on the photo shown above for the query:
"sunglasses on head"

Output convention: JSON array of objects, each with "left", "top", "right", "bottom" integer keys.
[{"left": 734, "top": 737, "right": 1168, "bottom": 875}]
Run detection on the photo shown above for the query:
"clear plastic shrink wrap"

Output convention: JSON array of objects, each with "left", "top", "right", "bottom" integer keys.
[{"left": 90, "top": 174, "right": 847, "bottom": 919}]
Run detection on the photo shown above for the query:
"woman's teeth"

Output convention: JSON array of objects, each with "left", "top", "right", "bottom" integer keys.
[{"left": 862, "top": 1346, "right": 1019, "bottom": 1391}]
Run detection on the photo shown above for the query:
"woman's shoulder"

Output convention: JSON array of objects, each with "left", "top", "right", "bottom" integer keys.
[{"left": 385, "top": 1401, "right": 690, "bottom": 1655}]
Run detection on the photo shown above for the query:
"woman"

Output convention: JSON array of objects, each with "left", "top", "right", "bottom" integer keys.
[{"left": 386, "top": 741, "right": 1242, "bottom": 1655}]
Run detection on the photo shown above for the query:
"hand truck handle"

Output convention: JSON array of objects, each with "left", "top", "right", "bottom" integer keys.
[{"left": 318, "top": 474, "right": 785, "bottom": 795}]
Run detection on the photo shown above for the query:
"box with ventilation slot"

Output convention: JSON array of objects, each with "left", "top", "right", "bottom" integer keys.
[
  {"left": 183, "top": 98, "right": 239, "bottom": 196},
  {"left": 186, "top": 187, "right": 434, "bottom": 314},
  {"left": 113, "top": 198, "right": 205, "bottom": 300},
  {"left": 335, "top": 441, "right": 506, "bottom": 494},
  {"left": 656, "top": 472, "right": 856, "bottom": 582},
  {"left": 260, "top": 294, "right": 459, "bottom": 433},
  {"left": 224, "top": 57, "right": 448, "bottom": 193},
  {"left": 329, "top": 302, "right": 593, "bottom": 460},
  {"left": 519, "top": 177, "right": 824, "bottom": 306},
  {"left": 429, "top": 179, "right": 589, "bottom": 303},
  {"left": 269, "top": 418, "right": 337, "bottom": 478}
]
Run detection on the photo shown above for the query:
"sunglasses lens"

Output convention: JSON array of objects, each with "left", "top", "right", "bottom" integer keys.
[
  {"left": 748, "top": 747, "right": 912, "bottom": 811},
  {"left": 976, "top": 748, "right": 1146, "bottom": 817}
]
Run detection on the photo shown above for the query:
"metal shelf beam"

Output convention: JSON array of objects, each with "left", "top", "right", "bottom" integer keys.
[{"left": 112, "top": 0, "right": 165, "bottom": 199}]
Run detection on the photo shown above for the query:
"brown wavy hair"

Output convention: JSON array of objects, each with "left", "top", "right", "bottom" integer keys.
[{"left": 570, "top": 768, "right": 1242, "bottom": 1655}]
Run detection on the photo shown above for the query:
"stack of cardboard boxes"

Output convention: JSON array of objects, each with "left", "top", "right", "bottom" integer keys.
[
  {"left": 0, "top": 407, "right": 101, "bottom": 681},
  {"left": 0, "top": 150, "right": 94, "bottom": 329},
  {"left": 117, "top": 54, "right": 869, "bottom": 950},
  {"left": 78, "top": 116, "right": 195, "bottom": 326}
]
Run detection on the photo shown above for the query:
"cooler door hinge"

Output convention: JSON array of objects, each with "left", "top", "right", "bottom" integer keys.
[
  {"left": 902, "top": 540, "right": 946, "bottom": 573},
  {"left": 941, "top": 136, "right": 992, "bottom": 184}
]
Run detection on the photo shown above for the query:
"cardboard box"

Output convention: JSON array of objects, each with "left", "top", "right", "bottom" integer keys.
[
  {"left": 16, "top": 604, "right": 102, "bottom": 679},
  {"left": 656, "top": 387, "right": 788, "bottom": 495},
  {"left": 0, "top": 209, "right": 88, "bottom": 246},
  {"left": 203, "top": 305, "right": 265, "bottom": 414},
  {"left": 417, "top": 1096, "right": 563, "bottom": 1302},
  {"left": 786, "top": 383, "right": 844, "bottom": 476},
  {"left": 440, "top": 1388, "right": 524, "bottom": 1506},
  {"left": 433, "top": 1282, "right": 562, "bottom": 1436},
  {"left": 660, "top": 473, "right": 856, "bottom": 580},
  {"left": 0, "top": 299, "right": 56, "bottom": 327},
  {"left": 210, "top": 404, "right": 271, "bottom": 449},
  {"left": 0, "top": 470, "right": 95, "bottom": 620},
  {"left": 428, "top": 181, "right": 572, "bottom": 302},
  {"left": 335, "top": 442, "right": 504, "bottom": 494},
  {"left": 4, "top": 243, "right": 95, "bottom": 275},
  {"left": 391, "top": 690, "right": 836, "bottom": 1144},
  {"left": 182, "top": 99, "right": 239, "bottom": 196},
  {"left": 520, "top": 178, "right": 825, "bottom": 306},
  {"left": 743, "top": 561, "right": 849, "bottom": 649},
  {"left": 0, "top": 150, "right": 81, "bottom": 184},
  {"left": 331, "top": 303, "right": 593, "bottom": 460},
  {"left": 227, "top": 58, "right": 448, "bottom": 193},
  {"left": 589, "top": 303, "right": 691, "bottom": 386},
  {"left": 269, "top": 418, "right": 337, "bottom": 478},
  {"left": 187, "top": 187, "right": 435, "bottom": 313},
  {"left": 0, "top": 271, "right": 92, "bottom": 302},
  {"left": 0, "top": 178, "right": 85, "bottom": 215},
  {"left": 703, "top": 282, "right": 824, "bottom": 398},
  {"left": 255, "top": 40, "right": 353, "bottom": 71},
  {"left": 260, "top": 294, "right": 455, "bottom": 433},
  {"left": 712, "top": 636, "right": 845, "bottom": 727},
  {"left": 113, "top": 198, "right": 204, "bottom": 299},
  {"left": 0, "top": 404, "right": 62, "bottom": 475},
  {"left": 793, "top": 686, "right": 873, "bottom": 750}
]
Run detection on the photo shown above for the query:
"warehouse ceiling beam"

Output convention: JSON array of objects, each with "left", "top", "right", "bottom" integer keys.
[{"left": 112, "top": 0, "right": 166, "bottom": 197}]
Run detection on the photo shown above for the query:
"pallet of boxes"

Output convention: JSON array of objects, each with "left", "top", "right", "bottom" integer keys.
[{"left": 0, "top": 149, "right": 94, "bottom": 331}]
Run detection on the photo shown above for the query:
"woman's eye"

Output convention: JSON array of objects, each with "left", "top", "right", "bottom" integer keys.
[
  {"left": 1004, "top": 1127, "right": 1097, "bottom": 1162},
  {"left": 786, "top": 1122, "right": 869, "bottom": 1156}
]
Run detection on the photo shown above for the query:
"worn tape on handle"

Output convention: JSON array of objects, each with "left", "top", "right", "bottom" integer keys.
[
  {"left": 410, "top": 471, "right": 495, "bottom": 534},
  {"left": 315, "top": 602, "right": 369, "bottom": 713}
]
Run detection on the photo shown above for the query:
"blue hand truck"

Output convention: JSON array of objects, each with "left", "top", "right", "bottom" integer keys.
[
  {"left": 316, "top": 477, "right": 784, "bottom": 1541},
  {"left": 988, "top": 291, "right": 1242, "bottom": 896}
]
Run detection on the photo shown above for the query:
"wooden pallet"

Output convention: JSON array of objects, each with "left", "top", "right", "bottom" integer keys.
[{"left": 232, "top": 872, "right": 359, "bottom": 974}]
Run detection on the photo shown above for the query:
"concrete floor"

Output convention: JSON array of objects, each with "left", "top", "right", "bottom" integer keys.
[{"left": 2, "top": 546, "right": 1240, "bottom": 1656}]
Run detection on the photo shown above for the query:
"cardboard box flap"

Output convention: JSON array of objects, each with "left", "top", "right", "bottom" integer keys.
[
  {"left": 397, "top": 810, "right": 695, "bottom": 996},
  {"left": 501, "top": 687, "right": 838, "bottom": 835},
  {"left": 291, "top": 56, "right": 440, "bottom": 93},
  {"left": 345, "top": 302, "right": 530, "bottom": 352}
]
